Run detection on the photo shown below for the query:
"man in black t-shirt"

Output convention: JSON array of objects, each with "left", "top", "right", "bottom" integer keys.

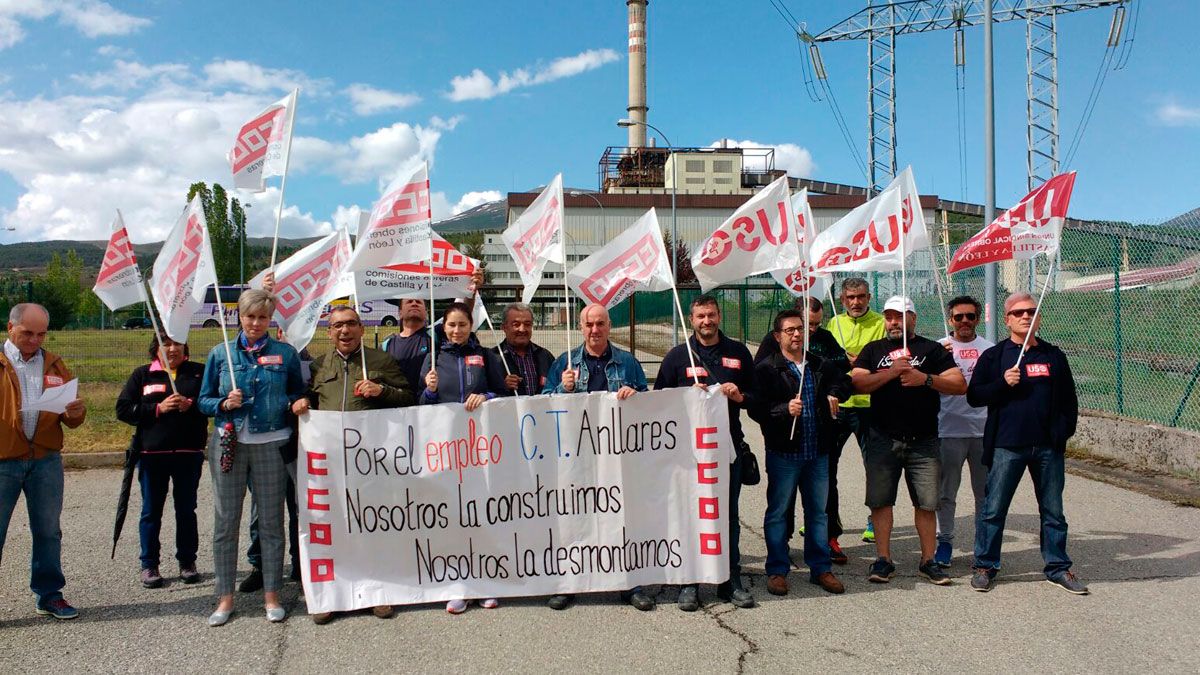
[{"left": 851, "top": 296, "right": 966, "bottom": 586}]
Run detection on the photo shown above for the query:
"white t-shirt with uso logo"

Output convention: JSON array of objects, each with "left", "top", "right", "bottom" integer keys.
[{"left": 938, "top": 335, "right": 994, "bottom": 438}]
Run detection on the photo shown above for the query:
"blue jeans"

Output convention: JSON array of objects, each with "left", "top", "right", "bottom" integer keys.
[
  {"left": 0, "top": 454, "right": 66, "bottom": 601},
  {"left": 764, "top": 450, "right": 831, "bottom": 578},
  {"left": 973, "top": 445, "right": 1072, "bottom": 579},
  {"left": 138, "top": 453, "right": 204, "bottom": 569}
]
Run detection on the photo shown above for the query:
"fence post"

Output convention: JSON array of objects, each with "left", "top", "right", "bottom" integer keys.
[
  {"left": 739, "top": 286, "right": 748, "bottom": 342},
  {"left": 1171, "top": 360, "right": 1200, "bottom": 428},
  {"left": 1112, "top": 235, "right": 1124, "bottom": 415}
]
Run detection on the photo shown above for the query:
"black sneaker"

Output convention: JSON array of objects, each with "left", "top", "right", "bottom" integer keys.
[
  {"left": 918, "top": 559, "right": 952, "bottom": 585},
  {"left": 716, "top": 580, "right": 756, "bottom": 609},
  {"left": 676, "top": 585, "right": 699, "bottom": 612},
  {"left": 35, "top": 596, "right": 78, "bottom": 620},
  {"left": 867, "top": 557, "right": 896, "bottom": 583},
  {"left": 238, "top": 568, "right": 263, "bottom": 593},
  {"left": 546, "top": 594, "right": 574, "bottom": 610},
  {"left": 970, "top": 567, "right": 995, "bottom": 592},
  {"left": 1046, "top": 570, "right": 1089, "bottom": 595}
]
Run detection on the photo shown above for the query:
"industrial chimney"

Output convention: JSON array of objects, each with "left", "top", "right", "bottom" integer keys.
[{"left": 626, "top": 0, "right": 648, "bottom": 148}]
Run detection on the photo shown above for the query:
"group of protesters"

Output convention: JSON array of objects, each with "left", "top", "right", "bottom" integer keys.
[{"left": 0, "top": 271, "right": 1086, "bottom": 626}]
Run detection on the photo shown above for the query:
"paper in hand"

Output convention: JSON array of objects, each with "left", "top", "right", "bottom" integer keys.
[{"left": 25, "top": 378, "right": 78, "bottom": 414}]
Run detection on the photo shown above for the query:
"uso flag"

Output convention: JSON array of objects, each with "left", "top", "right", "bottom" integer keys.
[
  {"left": 691, "top": 174, "right": 799, "bottom": 291},
  {"left": 809, "top": 166, "right": 930, "bottom": 274},
  {"left": 501, "top": 173, "right": 564, "bottom": 304},
  {"left": 150, "top": 195, "right": 219, "bottom": 343},
  {"left": 567, "top": 208, "right": 674, "bottom": 309},
  {"left": 346, "top": 163, "right": 433, "bottom": 273},
  {"left": 250, "top": 227, "right": 354, "bottom": 351},
  {"left": 948, "top": 172, "right": 1077, "bottom": 274},
  {"left": 229, "top": 89, "right": 297, "bottom": 192},
  {"left": 92, "top": 210, "right": 147, "bottom": 311},
  {"left": 770, "top": 188, "right": 830, "bottom": 299}
]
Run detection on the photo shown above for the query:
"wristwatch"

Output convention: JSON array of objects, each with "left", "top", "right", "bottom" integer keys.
[{"left": 924, "top": 374, "right": 934, "bottom": 387}]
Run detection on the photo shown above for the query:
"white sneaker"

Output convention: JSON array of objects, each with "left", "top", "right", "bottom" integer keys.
[
  {"left": 446, "top": 599, "right": 468, "bottom": 614},
  {"left": 479, "top": 598, "right": 499, "bottom": 609}
]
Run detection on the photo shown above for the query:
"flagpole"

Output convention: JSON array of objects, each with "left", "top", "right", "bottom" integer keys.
[
  {"left": 827, "top": 283, "right": 848, "bottom": 347},
  {"left": 934, "top": 263, "right": 951, "bottom": 341},
  {"left": 899, "top": 207, "right": 909, "bottom": 353},
  {"left": 1015, "top": 252, "right": 1056, "bottom": 368},
  {"left": 481, "top": 308, "right": 515, "bottom": 382},
  {"left": 668, "top": 284, "right": 700, "bottom": 385},
  {"left": 210, "top": 283, "right": 239, "bottom": 390},
  {"left": 561, "top": 230, "right": 573, "bottom": 368},
  {"left": 790, "top": 229, "right": 809, "bottom": 440},
  {"left": 428, "top": 238, "right": 437, "bottom": 363},
  {"left": 268, "top": 88, "right": 299, "bottom": 271},
  {"left": 352, "top": 293, "right": 370, "bottom": 382},
  {"left": 138, "top": 280, "right": 178, "bottom": 397}
]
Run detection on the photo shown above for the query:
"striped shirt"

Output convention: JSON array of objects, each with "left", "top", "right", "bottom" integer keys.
[
  {"left": 508, "top": 348, "right": 541, "bottom": 397},
  {"left": 786, "top": 361, "right": 819, "bottom": 461},
  {"left": 4, "top": 339, "right": 43, "bottom": 439}
]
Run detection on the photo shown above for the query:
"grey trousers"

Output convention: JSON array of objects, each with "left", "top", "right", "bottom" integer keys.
[
  {"left": 210, "top": 435, "right": 288, "bottom": 596},
  {"left": 936, "top": 437, "right": 987, "bottom": 545}
]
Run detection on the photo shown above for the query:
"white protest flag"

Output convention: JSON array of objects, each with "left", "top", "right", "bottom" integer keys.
[
  {"left": 948, "top": 171, "right": 1076, "bottom": 274},
  {"left": 471, "top": 293, "right": 489, "bottom": 330},
  {"left": 92, "top": 211, "right": 147, "bottom": 310},
  {"left": 809, "top": 168, "right": 930, "bottom": 274},
  {"left": 249, "top": 227, "right": 354, "bottom": 351},
  {"left": 228, "top": 89, "right": 297, "bottom": 192},
  {"left": 691, "top": 174, "right": 800, "bottom": 291},
  {"left": 567, "top": 208, "right": 674, "bottom": 308},
  {"left": 346, "top": 163, "right": 433, "bottom": 273},
  {"left": 149, "top": 196, "right": 219, "bottom": 343},
  {"left": 770, "top": 189, "right": 830, "bottom": 299},
  {"left": 501, "top": 173, "right": 564, "bottom": 304}
]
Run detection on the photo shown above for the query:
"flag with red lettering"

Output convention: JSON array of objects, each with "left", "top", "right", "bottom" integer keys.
[
  {"left": 501, "top": 173, "right": 563, "bottom": 304},
  {"left": 93, "top": 210, "right": 147, "bottom": 310},
  {"left": 809, "top": 167, "right": 930, "bottom": 274},
  {"left": 229, "top": 89, "right": 297, "bottom": 192},
  {"left": 691, "top": 174, "right": 800, "bottom": 291},
  {"left": 948, "top": 172, "right": 1076, "bottom": 274},
  {"left": 567, "top": 208, "right": 673, "bottom": 308},
  {"left": 346, "top": 163, "right": 433, "bottom": 272},
  {"left": 352, "top": 208, "right": 479, "bottom": 301},
  {"left": 770, "top": 189, "right": 830, "bottom": 299},
  {"left": 149, "top": 196, "right": 219, "bottom": 343},
  {"left": 249, "top": 227, "right": 354, "bottom": 351}
]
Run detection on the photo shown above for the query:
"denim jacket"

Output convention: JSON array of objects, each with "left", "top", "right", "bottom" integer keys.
[
  {"left": 198, "top": 334, "right": 305, "bottom": 434},
  {"left": 542, "top": 342, "right": 648, "bottom": 394}
]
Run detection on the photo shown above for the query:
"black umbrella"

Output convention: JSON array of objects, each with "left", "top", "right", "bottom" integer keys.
[{"left": 110, "top": 433, "right": 140, "bottom": 559}]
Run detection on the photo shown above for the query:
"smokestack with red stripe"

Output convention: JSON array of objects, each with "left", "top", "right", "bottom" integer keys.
[{"left": 627, "top": 0, "right": 648, "bottom": 148}]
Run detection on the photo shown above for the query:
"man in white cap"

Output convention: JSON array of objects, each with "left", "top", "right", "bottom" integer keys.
[{"left": 850, "top": 296, "right": 966, "bottom": 586}]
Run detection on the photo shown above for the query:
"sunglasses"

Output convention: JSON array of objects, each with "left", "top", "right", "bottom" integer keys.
[
  {"left": 1007, "top": 308, "right": 1037, "bottom": 318},
  {"left": 952, "top": 312, "right": 977, "bottom": 322}
]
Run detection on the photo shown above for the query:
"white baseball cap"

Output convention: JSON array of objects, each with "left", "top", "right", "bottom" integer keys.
[{"left": 883, "top": 295, "right": 915, "bottom": 314}]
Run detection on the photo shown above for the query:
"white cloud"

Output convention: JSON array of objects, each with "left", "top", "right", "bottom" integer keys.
[
  {"left": 344, "top": 83, "right": 421, "bottom": 115},
  {"left": 446, "top": 48, "right": 619, "bottom": 101},
  {"left": 204, "top": 59, "right": 331, "bottom": 95},
  {"left": 710, "top": 139, "right": 816, "bottom": 178},
  {"left": 452, "top": 190, "right": 500, "bottom": 215},
  {"left": 71, "top": 59, "right": 188, "bottom": 90},
  {"left": 96, "top": 43, "right": 132, "bottom": 57},
  {"left": 0, "top": 1, "right": 148, "bottom": 50},
  {"left": 337, "top": 121, "right": 444, "bottom": 185},
  {"left": 1155, "top": 101, "right": 1200, "bottom": 127}
]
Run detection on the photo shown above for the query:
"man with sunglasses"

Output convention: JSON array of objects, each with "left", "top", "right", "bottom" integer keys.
[
  {"left": 934, "top": 296, "right": 993, "bottom": 568},
  {"left": 967, "top": 292, "right": 1085, "bottom": 595}
]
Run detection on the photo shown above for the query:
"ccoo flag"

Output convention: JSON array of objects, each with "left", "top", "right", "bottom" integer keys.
[
  {"left": 229, "top": 89, "right": 297, "bottom": 192},
  {"left": 250, "top": 227, "right": 354, "bottom": 351},
  {"left": 770, "top": 189, "right": 830, "bottom": 299},
  {"left": 92, "top": 210, "right": 147, "bottom": 311},
  {"left": 346, "top": 163, "right": 433, "bottom": 273},
  {"left": 350, "top": 209, "right": 479, "bottom": 302},
  {"left": 567, "top": 208, "right": 674, "bottom": 308},
  {"left": 501, "top": 173, "right": 564, "bottom": 304},
  {"left": 948, "top": 172, "right": 1077, "bottom": 274},
  {"left": 149, "top": 196, "right": 219, "bottom": 343},
  {"left": 690, "top": 174, "right": 800, "bottom": 291}
]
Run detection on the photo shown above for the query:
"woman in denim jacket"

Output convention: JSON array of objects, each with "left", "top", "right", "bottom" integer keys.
[{"left": 198, "top": 289, "right": 305, "bottom": 626}]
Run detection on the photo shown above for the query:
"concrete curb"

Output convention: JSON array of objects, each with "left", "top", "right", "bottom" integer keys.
[
  {"left": 1075, "top": 409, "right": 1200, "bottom": 480},
  {"left": 63, "top": 451, "right": 125, "bottom": 469}
]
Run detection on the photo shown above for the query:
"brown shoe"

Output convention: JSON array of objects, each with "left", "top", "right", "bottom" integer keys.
[
  {"left": 372, "top": 605, "right": 395, "bottom": 619},
  {"left": 812, "top": 572, "right": 845, "bottom": 594},
  {"left": 311, "top": 612, "right": 334, "bottom": 625},
  {"left": 767, "top": 574, "right": 789, "bottom": 596}
]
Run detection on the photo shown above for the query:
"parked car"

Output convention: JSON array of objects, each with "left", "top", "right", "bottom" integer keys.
[{"left": 122, "top": 317, "right": 153, "bottom": 330}]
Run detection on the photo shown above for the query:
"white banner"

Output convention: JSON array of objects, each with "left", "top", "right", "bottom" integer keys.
[
  {"left": 229, "top": 89, "right": 296, "bottom": 192},
  {"left": 149, "top": 195, "right": 218, "bottom": 343},
  {"left": 810, "top": 166, "right": 929, "bottom": 274},
  {"left": 92, "top": 210, "right": 147, "bottom": 311},
  {"left": 346, "top": 163, "right": 433, "bottom": 273},
  {"left": 297, "top": 388, "right": 734, "bottom": 611},
  {"left": 567, "top": 208, "right": 673, "bottom": 308},
  {"left": 691, "top": 174, "right": 800, "bottom": 291},
  {"left": 501, "top": 173, "right": 563, "bottom": 304},
  {"left": 770, "top": 189, "right": 830, "bottom": 299},
  {"left": 250, "top": 228, "right": 353, "bottom": 351}
]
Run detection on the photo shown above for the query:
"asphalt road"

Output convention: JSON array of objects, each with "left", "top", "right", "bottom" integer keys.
[{"left": 2, "top": 430, "right": 1198, "bottom": 674}]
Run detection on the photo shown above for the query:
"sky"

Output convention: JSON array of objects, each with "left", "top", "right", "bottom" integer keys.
[{"left": 0, "top": 0, "right": 1195, "bottom": 245}]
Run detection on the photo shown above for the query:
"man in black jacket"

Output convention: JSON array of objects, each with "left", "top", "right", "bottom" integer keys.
[
  {"left": 967, "top": 292, "right": 1086, "bottom": 595},
  {"left": 656, "top": 294, "right": 756, "bottom": 611},
  {"left": 754, "top": 296, "right": 848, "bottom": 370},
  {"left": 492, "top": 302, "right": 555, "bottom": 397},
  {"left": 750, "top": 309, "right": 852, "bottom": 597}
]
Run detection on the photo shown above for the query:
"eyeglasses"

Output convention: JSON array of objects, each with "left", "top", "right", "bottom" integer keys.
[
  {"left": 778, "top": 326, "right": 805, "bottom": 335},
  {"left": 329, "top": 320, "right": 362, "bottom": 330},
  {"left": 952, "top": 312, "right": 977, "bottom": 322},
  {"left": 1007, "top": 308, "right": 1037, "bottom": 318}
]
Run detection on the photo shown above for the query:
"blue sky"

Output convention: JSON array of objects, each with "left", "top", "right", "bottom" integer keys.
[{"left": 0, "top": 0, "right": 1195, "bottom": 245}]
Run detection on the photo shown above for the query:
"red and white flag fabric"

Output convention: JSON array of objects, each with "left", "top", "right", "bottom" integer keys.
[
  {"left": 567, "top": 208, "right": 673, "bottom": 308},
  {"left": 947, "top": 172, "right": 1076, "bottom": 274},
  {"left": 346, "top": 163, "right": 433, "bottom": 273},
  {"left": 809, "top": 166, "right": 930, "bottom": 274},
  {"left": 249, "top": 227, "right": 354, "bottom": 351},
  {"left": 93, "top": 210, "right": 147, "bottom": 310},
  {"left": 770, "top": 189, "right": 830, "bottom": 299},
  {"left": 352, "top": 208, "right": 479, "bottom": 301},
  {"left": 229, "top": 89, "right": 297, "bottom": 192},
  {"left": 501, "top": 173, "right": 563, "bottom": 304},
  {"left": 691, "top": 174, "right": 800, "bottom": 291},
  {"left": 150, "top": 196, "right": 219, "bottom": 343}
]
